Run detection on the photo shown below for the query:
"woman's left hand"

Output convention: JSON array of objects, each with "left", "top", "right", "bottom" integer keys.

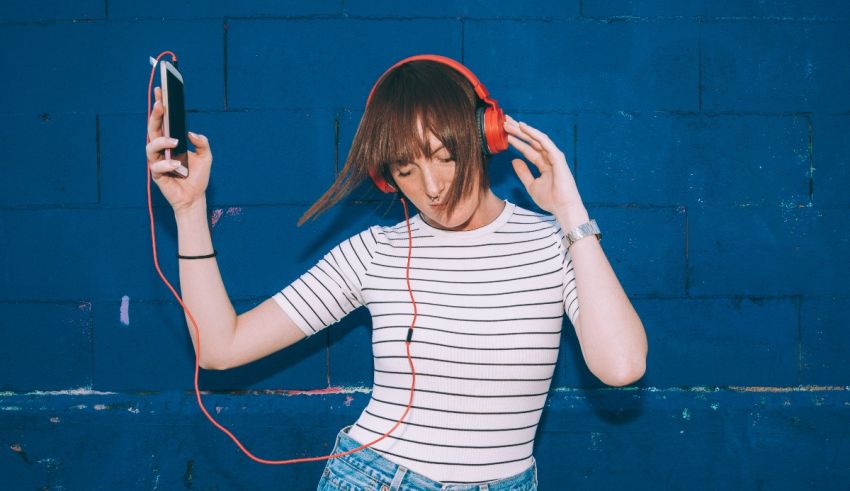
[{"left": 503, "top": 115, "right": 585, "bottom": 215}]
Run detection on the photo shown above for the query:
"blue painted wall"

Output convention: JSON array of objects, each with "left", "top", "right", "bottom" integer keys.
[{"left": 1, "top": 1, "right": 848, "bottom": 489}]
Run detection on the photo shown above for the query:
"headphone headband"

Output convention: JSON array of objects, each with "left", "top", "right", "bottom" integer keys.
[{"left": 366, "top": 54, "right": 494, "bottom": 109}]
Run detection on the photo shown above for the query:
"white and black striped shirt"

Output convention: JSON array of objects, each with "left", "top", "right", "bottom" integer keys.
[{"left": 273, "top": 200, "right": 580, "bottom": 484}]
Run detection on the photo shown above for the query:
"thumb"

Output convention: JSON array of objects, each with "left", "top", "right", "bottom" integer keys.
[
  {"left": 187, "top": 131, "right": 210, "bottom": 157},
  {"left": 512, "top": 159, "right": 534, "bottom": 191}
]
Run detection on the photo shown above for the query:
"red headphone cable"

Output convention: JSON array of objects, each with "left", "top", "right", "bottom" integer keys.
[{"left": 146, "top": 51, "right": 417, "bottom": 464}]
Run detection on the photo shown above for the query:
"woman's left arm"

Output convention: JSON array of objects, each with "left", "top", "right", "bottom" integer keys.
[{"left": 504, "top": 116, "right": 648, "bottom": 387}]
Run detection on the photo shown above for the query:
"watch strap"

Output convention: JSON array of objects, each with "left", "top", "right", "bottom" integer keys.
[{"left": 566, "top": 219, "right": 601, "bottom": 248}]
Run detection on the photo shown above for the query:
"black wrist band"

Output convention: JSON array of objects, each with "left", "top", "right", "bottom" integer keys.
[{"left": 178, "top": 250, "right": 217, "bottom": 259}]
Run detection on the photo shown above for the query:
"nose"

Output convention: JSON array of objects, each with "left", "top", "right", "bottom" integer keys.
[{"left": 420, "top": 166, "right": 445, "bottom": 201}]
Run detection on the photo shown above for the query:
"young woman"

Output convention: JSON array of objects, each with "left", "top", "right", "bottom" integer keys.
[{"left": 146, "top": 55, "right": 647, "bottom": 491}]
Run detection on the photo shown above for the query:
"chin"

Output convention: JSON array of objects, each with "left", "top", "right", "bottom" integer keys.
[{"left": 426, "top": 209, "right": 473, "bottom": 230}]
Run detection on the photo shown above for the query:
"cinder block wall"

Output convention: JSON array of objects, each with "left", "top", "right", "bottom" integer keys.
[{"left": 2, "top": 1, "right": 848, "bottom": 489}]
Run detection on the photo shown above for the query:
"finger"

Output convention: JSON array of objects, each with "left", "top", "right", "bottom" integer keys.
[
  {"left": 187, "top": 131, "right": 211, "bottom": 158},
  {"left": 518, "top": 121, "right": 564, "bottom": 160},
  {"left": 504, "top": 119, "right": 542, "bottom": 152},
  {"left": 505, "top": 118, "right": 545, "bottom": 153},
  {"left": 148, "top": 100, "right": 164, "bottom": 140},
  {"left": 505, "top": 114, "right": 526, "bottom": 133},
  {"left": 512, "top": 159, "right": 535, "bottom": 192},
  {"left": 146, "top": 135, "right": 178, "bottom": 160},
  {"left": 515, "top": 124, "right": 545, "bottom": 153},
  {"left": 146, "top": 135, "right": 179, "bottom": 162},
  {"left": 507, "top": 134, "right": 550, "bottom": 171},
  {"left": 149, "top": 160, "right": 182, "bottom": 179}
]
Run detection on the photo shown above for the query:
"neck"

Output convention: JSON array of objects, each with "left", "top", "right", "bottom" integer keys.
[{"left": 468, "top": 189, "right": 505, "bottom": 229}]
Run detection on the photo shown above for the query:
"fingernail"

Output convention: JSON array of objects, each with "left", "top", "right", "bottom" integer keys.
[
  {"left": 170, "top": 138, "right": 178, "bottom": 144},
  {"left": 188, "top": 131, "right": 195, "bottom": 137}
]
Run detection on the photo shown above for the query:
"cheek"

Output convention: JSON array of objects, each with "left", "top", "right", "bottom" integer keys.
[
  {"left": 396, "top": 181, "right": 419, "bottom": 199},
  {"left": 396, "top": 184, "right": 429, "bottom": 210}
]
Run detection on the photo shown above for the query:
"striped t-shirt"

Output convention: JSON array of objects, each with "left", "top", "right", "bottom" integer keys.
[{"left": 272, "top": 199, "right": 580, "bottom": 484}]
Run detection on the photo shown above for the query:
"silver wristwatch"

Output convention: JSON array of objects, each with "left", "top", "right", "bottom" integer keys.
[{"left": 566, "top": 219, "right": 602, "bottom": 249}]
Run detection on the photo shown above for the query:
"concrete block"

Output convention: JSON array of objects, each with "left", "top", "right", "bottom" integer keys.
[
  {"left": 465, "top": 19, "right": 699, "bottom": 112},
  {"left": 227, "top": 19, "right": 461, "bottom": 110}
]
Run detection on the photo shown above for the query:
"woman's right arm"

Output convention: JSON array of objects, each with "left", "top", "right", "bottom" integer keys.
[
  {"left": 175, "top": 201, "right": 306, "bottom": 370},
  {"left": 174, "top": 200, "right": 236, "bottom": 370},
  {"left": 146, "top": 84, "right": 306, "bottom": 370}
]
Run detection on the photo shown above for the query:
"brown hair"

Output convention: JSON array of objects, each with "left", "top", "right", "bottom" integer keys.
[{"left": 297, "top": 59, "right": 491, "bottom": 226}]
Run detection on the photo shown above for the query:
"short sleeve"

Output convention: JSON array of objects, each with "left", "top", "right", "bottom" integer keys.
[
  {"left": 272, "top": 226, "right": 377, "bottom": 338},
  {"left": 556, "top": 227, "right": 581, "bottom": 326}
]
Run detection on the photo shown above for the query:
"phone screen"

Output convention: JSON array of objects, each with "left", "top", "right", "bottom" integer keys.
[{"left": 162, "top": 62, "right": 188, "bottom": 174}]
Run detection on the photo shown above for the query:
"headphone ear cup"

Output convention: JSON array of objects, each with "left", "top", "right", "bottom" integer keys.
[
  {"left": 475, "top": 106, "right": 490, "bottom": 156},
  {"left": 483, "top": 105, "right": 509, "bottom": 155},
  {"left": 383, "top": 175, "right": 398, "bottom": 193},
  {"left": 369, "top": 167, "right": 398, "bottom": 193}
]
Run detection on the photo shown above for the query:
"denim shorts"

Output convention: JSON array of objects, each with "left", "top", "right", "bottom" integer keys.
[{"left": 316, "top": 424, "right": 538, "bottom": 491}]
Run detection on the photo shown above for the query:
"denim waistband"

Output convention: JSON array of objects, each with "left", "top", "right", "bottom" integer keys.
[{"left": 329, "top": 424, "right": 537, "bottom": 490}]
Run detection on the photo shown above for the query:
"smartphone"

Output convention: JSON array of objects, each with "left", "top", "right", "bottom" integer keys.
[{"left": 159, "top": 60, "right": 189, "bottom": 178}]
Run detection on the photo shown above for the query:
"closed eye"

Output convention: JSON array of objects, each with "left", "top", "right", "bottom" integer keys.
[{"left": 394, "top": 157, "right": 454, "bottom": 177}]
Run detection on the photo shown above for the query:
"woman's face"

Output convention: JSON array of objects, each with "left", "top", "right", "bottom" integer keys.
[{"left": 390, "top": 130, "right": 486, "bottom": 231}]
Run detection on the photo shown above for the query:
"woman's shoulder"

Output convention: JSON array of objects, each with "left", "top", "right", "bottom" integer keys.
[
  {"left": 508, "top": 203, "right": 562, "bottom": 229},
  {"left": 368, "top": 219, "right": 420, "bottom": 245}
]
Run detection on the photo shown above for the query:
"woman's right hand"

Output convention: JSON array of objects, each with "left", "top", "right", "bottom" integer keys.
[{"left": 146, "top": 85, "right": 213, "bottom": 214}]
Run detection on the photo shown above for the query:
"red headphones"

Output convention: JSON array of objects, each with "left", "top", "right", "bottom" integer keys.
[{"left": 365, "top": 54, "right": 509, "bottom": 193}]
